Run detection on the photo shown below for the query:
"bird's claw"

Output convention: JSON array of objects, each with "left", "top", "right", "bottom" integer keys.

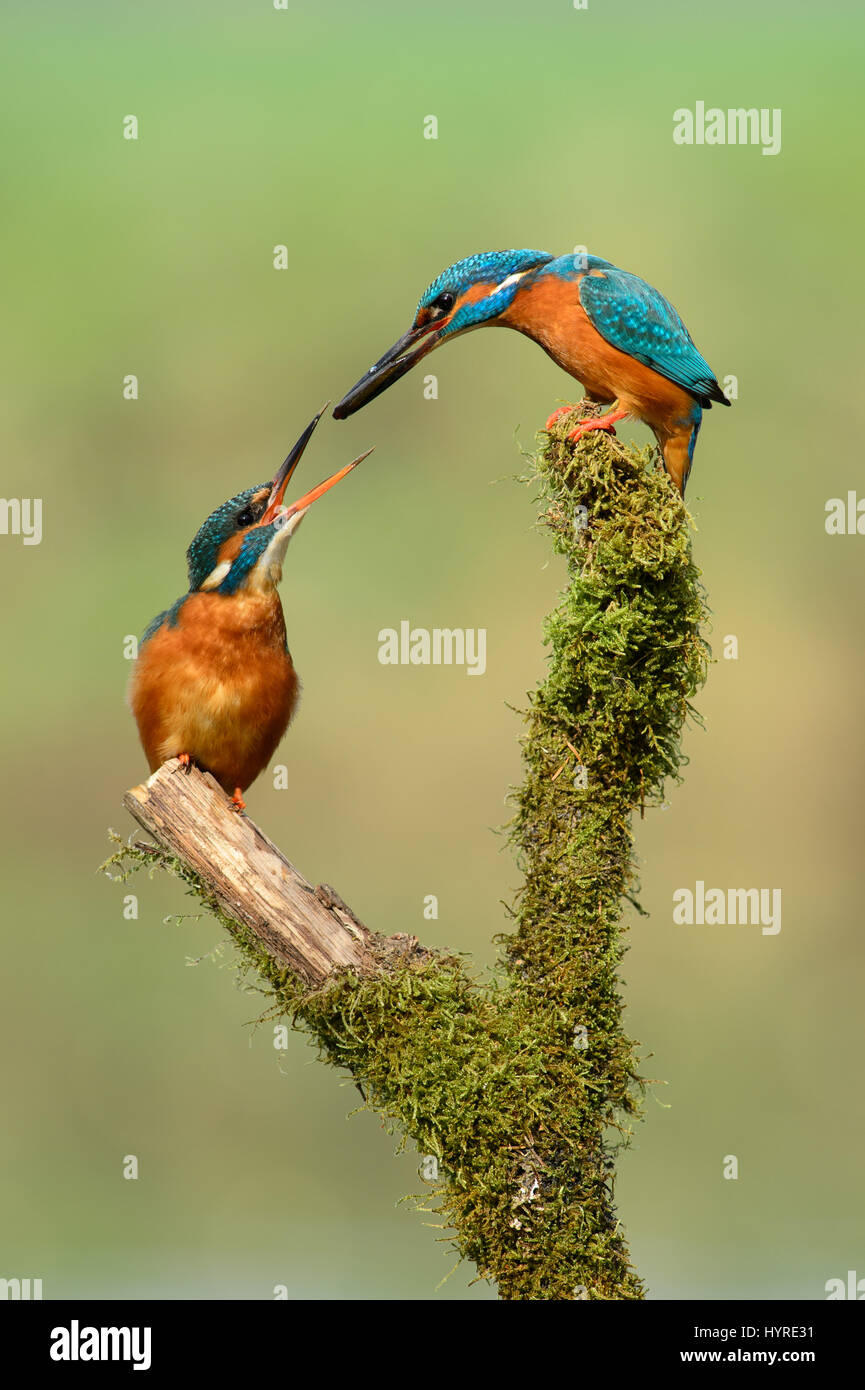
[
  {"left": 566, "top": 420, "right": 618, "bottom": 443},
  {"left": 545, "top": 405, "right": 574, "bottom": 431},
  {"left": 565, "top": 407, "right": 629, "bottom": 444}
]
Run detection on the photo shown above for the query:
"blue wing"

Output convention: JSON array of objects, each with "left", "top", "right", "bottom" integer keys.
[{"left": 578, "top": 265, "right": 727, "bottom": 408}]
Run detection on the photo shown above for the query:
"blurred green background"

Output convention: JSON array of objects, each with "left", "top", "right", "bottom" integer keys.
[{"left": 1, "top": 0, "right": 862, "bottom": 1300}]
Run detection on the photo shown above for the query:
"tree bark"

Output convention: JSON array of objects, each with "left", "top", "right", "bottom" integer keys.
[{"left": 124, "top": 760, "right": 380, "bottom": 990}]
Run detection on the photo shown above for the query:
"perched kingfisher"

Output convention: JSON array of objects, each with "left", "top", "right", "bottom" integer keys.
[
  {"left": 129, "top": 411, "right": 371, "bottom": 810},
  {"left": 333, "top": 249, "right": 729, "bottom": 495}
]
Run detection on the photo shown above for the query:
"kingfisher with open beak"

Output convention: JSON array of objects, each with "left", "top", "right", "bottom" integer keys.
[
  {"left": 333, "top": 249, "right": 729, "bottom": 495},
  {"left": 129, "top": 410, "right": 371, "bottom": 810}
]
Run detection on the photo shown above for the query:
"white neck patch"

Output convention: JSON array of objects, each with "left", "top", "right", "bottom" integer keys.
[
  {"left": 200, "top": 558, "right": 232, "bottom": 591},
  {"left": 490, "top": 270, "right": 529, "bottom": 296}
]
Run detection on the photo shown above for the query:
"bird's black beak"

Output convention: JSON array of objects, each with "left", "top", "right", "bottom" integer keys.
[
  {"left": 261, "top": 405, "right": 329, "bottom": 523},
  {"left": 332, "top": 319, "right": 450, "bottom": 419}
]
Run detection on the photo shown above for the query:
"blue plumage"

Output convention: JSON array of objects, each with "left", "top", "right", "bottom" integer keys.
[
  {"left": 419, "top": 249, "right": 554, "bottom": 334},
  {"left": 418, "top": 249, "right": 552, "bottom": 308},
  {"left": 214, "top": 526, "right": 276, "bottom": 595},
  {"left": 185, "top": 483, "right": 269, "bottom": 591},
  {"left": 539, "top": 254, "right": 727, "bottom": 408}
]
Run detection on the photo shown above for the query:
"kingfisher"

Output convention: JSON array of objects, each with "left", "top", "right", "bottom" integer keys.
[
  {"left": 129, "top": 411, "right": 371, "bottom": 810},
  {"left": 333, "top": 249, "right": 729, "bottom": 495}
]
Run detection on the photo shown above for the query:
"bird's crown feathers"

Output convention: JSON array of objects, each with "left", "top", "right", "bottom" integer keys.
[
  {"left": 416, "top": 248, "right": 554, "bottom": 329},
  {"left": 186, "top": 483, "right": 270, "bottom": 589}
]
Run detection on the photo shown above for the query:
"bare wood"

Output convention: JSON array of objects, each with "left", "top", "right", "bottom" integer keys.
[{"left": 123, "top": 758, "right": 376, "bottom": 990}]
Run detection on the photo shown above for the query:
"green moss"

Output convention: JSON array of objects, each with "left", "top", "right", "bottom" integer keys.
[{"left": 107, "top": 405, "right": 709, "bottom": 1300}]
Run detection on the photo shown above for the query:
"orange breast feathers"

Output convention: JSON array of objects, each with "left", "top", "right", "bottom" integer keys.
[
  {"left": 129, "top": 590, "right": 300, "bottom": 795},
  {"left": 498, "top": 271, "right": 698, "bottom": 435}
]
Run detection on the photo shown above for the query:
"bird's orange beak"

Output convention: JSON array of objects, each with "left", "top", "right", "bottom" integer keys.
[
  {"left": 276, "top": 448, "right": 374, "bottom": 527},
  {"left": 260, "top": 405, "right": 329, "bottom": 525},
  {"left": 257, "top": 448, "right": 374, "bottom": 543}
]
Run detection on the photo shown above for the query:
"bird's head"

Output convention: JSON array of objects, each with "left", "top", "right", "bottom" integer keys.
[
  {"left": 191, "top": 414, "right": 371, "bottom": 597},
  {"left": 332, "top": 249, "right": 553, "bottom": 418},
  {"left": 185, "top": 408, "right": 329, "bottom": 590}
]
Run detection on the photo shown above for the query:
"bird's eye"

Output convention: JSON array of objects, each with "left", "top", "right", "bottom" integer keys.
[
  {"left": 236, "top": 507, "right": 254, "bottom": 527},
  {"left": 433, "top": 292, "right": 455, "bottom": 313}
]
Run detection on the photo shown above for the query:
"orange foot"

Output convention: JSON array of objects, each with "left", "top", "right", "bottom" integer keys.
[
  {"left": 231, "top": 788, "right": 246, "bottom": 813},
  {"left": 566, "top": 407, "right": 629, "bottom": 444},
  {"left": 545, "top": 405, "right": 575, "bottom": 431},
  {"left": 177, "top": 753, "right": 193, "bottom": 773}
]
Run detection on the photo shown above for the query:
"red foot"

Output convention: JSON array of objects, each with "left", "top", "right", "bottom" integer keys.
[
  {"left": 231, "top": 788, "right": 246, "bottom": 813},
  {"left": 177, "top": 753, "right": 192, "bottom": 773},
  {"left": 545, "top": 405, "right": 575, "bottom": 431},
  {"left": 566, "top": 407, "right": 629, "bottom": 444}
]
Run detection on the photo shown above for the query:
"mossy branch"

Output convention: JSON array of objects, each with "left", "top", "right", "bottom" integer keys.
[{"left": 108, "top": 401, "right": 710, "bottom": 1300}]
